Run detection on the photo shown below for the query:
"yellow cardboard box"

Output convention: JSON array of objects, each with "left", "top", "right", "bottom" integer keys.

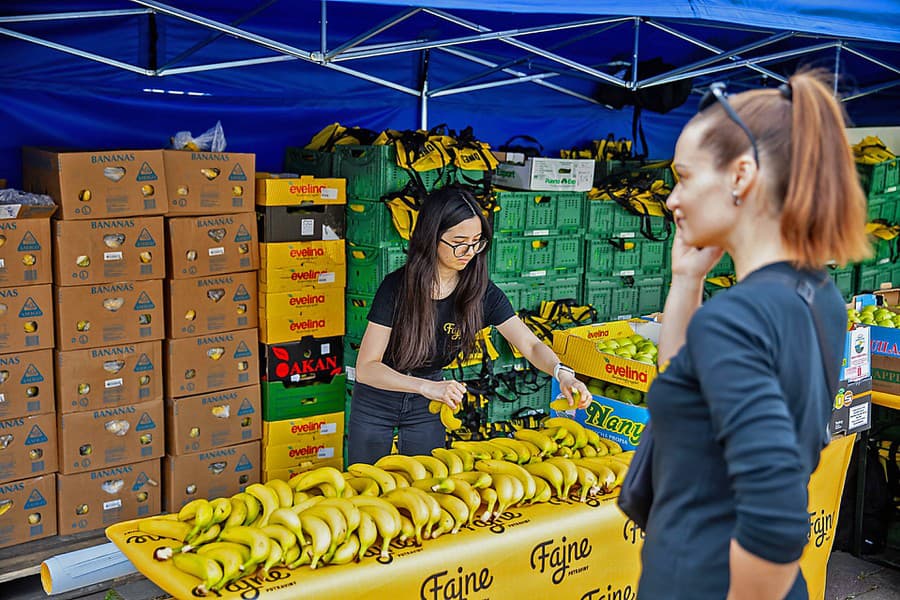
[
  {"left": 552, "top": 320, "right": 660, "bottom": 392},
  {"left": 262, "top": 436, "right": 343, "bottom": 472},
  {"left": 262, "top": 410, "right": 343, "bottom": 448},
  {"left": 255, "top": 174, "right": 346, "bottom": 206},
  {"left": 258, "top": 286, "right": 345, "bottom": 344},
  {"left": 259, "top": 240, "right": 346, "bottom": 292}
]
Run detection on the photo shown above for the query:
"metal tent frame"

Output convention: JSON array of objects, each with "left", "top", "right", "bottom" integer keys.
[{"left": 2, "top": 1, "right": 899, "bottom": 128}]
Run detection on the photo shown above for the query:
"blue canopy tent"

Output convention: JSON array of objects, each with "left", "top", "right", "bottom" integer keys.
[{"left": 1, "top": 1, "right": 899, "bottom": 187}]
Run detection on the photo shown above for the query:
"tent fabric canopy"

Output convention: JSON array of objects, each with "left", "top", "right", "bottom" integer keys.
[{"left": 1, "top": 1, "right": 899, "bottom": 187}]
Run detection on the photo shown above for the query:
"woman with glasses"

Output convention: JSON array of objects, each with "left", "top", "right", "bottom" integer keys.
[
  {"left": 347, "top": 185, "right": 590, "bottom": 464},
  {"left": 633, "top": 70, "right": 870, "bottom": 599}
]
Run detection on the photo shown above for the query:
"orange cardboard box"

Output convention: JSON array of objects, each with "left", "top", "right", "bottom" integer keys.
[
  {"left": 55, "top": 340, "right": 163, "bottom": 413},
  {"left": 0, "top": 215, "right": 53, "bottom": 286},
  {"left": 55, "top": 279, "right": 164, "bottom": 351},
  {"left": 166, "top": 271, "right": 257, "bottom": 339},
  {"left": 0, "top": 413, "right": 58, "bottom": 484},
  {"left": 0, "top": 284, "right": 54, "bottom": 353},
  {"left": 0, "top": 473, "right": 57, "bottom": 549},
  {"left": 58, "top": 399, "right": 164, "bottom": 475},
  {"left": 163, "top": 150, "right": 255, "bottom": 215},
  {"left": 165, "top": 384, "right": 262, "bottom": 456},
  {"left": 22, "top": 147, "right": 167, "bottom": 220},
  {"left": 163, "top": 440, "right": 260, "bottom": 512},
  {"left": 0, "top": 348, "right": 54, "bottom": 420},
  {"left": 56, "top": 458, "right": 161, "bottom": 535},
  {"left": 166, "top": 212, "right": 259, "bottom": 279},
  {"left": 165, "top": 328, "right": 259, "bottom": 398},
  {"left": 53, "top": 216, "right": 165, "bottom": 285}
]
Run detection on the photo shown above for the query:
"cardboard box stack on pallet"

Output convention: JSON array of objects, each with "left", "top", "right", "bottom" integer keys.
[
  {"left": 22, "top": 148, "right": 168, "bottom": 538},
  {"left": 161, "top": 150, "right": 262, "bottom": 512},
  {"left": 256, "top": 173, "right": 347, "bottom": 481},
  {"left": 0, "top": 188, "right": 57, "bottom": 549}
]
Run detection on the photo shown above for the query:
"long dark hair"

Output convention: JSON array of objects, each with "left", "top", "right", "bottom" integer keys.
[{"left": 389, "top": 186, "right": 492, "bottom": 372}]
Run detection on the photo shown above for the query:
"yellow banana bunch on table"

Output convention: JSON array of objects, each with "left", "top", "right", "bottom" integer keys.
[{"left": 126, "top": 434, "right": 630, "bottom": 594}]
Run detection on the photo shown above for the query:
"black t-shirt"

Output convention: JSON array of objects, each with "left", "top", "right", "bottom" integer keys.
[{"left": 367, "top": 268, "right": 515, "bottom": 376}]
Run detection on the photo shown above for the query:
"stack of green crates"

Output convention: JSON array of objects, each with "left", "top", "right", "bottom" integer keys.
[
  {"left": 857, "top": 158, "right": 900, "bottom": 294},
  {"left": 583, "top": 199, "right": 669, "bottom": 321}
]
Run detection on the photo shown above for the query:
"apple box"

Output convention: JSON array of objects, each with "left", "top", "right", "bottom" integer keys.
[
  {"left": 551, "top": 319, "right": 660, "bottom": 393},
  {"left": 550, "top": 379, "right": 648, "bottom": 451}
]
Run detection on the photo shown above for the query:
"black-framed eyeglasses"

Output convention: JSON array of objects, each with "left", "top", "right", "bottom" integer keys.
[
  {"left": 440, "top": 238, "right": 488, "bottom": 258},
  {"left": 698, "top": 82, "right": 760, "bottom": 165}
]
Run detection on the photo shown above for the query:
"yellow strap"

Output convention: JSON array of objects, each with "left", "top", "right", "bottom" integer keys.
[
  {"left": 305, "top": 122, "right": 346, "bottom": 151},
  {"left": 385, "top": 196, "right": 419, "bottom": 240},
  {"left": 866, "top": 222, "right": 899, "bottom": 240}
]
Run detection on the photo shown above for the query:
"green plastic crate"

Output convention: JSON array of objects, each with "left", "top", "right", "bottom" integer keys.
[
  {"left": 262, "top": 374, "right": 347, "bottom": 421},
  {"left": 827, "top": 264, "right": 857, "bottom": 301},
  {"left": 584, "top": 274, "right": 667, "bottom": 321},
  {"left": 488, "top": 238, "right": 524, "bottom": 275},
  {"left": 346, "top": 293, "right": 375, "bottom": 342},
  {"left": 709, "top": 253, "right": 734, "bottom": 278},
  {"left": 487, "top": 372, "right": 553, "bottom": 423},
  {"left": 344, "top": 338, "right": 360, "bottom": 377},
  {"left": 857, "top": 263, "right": 897, "bottom": 293},
  {"left": 869, "top": 158, "right": 900, "bottom": 197},
  {"left": 862, "top": 237, "right": 897, "bottom": 266},
  {"left": 490, "top": 235, "right": 585, "bottom": 278},
  {"left": 518, "top": 276, "right": 582, "bottom": 312},
  {"left": 494, "top": 279, "right": 523, "bottom": 311},
  {"left": 867, "top": 193, "right": 900, "bottom": 224},
  {"left": 493, "top": 191, "right": 585, "bottom": 234},
  {"left": 346, "top": 199, "right": 405, "bottom": 246},
  {"left": 347, "top": 244, "right": 407, "bottom": 295},
  {"left": 586, "top": 198, "right": 672, "bottom": 240},
  {"left": 585, "top": 237, "right": 666, "bottom": 276},
  {"left": 284, "top": 147, "right": 335, "bottom": 178},
  {"left": 334, "top": 144, "right": 454, "bottom": 201}
]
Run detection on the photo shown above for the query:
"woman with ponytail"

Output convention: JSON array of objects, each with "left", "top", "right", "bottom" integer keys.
[
  {"left": 633, "top": 71, "right": 870, "bottom": 599},
  {"left": 347, "top": 185, "right": 590, "bottom": 464}
]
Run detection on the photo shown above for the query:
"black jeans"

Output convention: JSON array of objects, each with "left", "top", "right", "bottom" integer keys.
[{"left": 347, "top": 377, "right": 446, "bottom": 465}]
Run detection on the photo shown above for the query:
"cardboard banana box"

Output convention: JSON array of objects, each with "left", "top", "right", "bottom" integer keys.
[
  {"left": 166, "top": 272, "right": 257, "bottom": 339},
  {"left": 163, "top": 150, "right": 255, "bottom": 215},
  {"left": 0, "top": 214, "right": 53, "bottom": 286},
  {"left": 165, "top": 384, "right": 261, "bottom": 456},
  {"left": 0, "top": 348, "right": 54, "bottom": 420}
]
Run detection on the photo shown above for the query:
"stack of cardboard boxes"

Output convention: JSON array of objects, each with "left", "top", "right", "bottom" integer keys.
[
  {"left": 256, "top": 174, "right": 347, "bottom": 481},
  {"left": 0, "top": 194, "right": 57, "bottom": 549},
  {"left": 22, "top": 148, "right": 168, "bottom": 537},
  {"left": 161, "top": 150, "right": 262, "bottom": 512}
]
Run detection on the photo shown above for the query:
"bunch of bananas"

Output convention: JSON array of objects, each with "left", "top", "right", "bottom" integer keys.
[{"left": 136, "top": 418, "right": 629, "bottom": 596}]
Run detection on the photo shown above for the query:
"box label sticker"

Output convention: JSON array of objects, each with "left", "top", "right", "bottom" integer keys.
[
  {"left": 234, "top": 341, "right": 252, "bottom": 358},
  {"left": 17, "top": 232, "right": 41, "bottom": 252},
  {"left": 135, "top": 412, "right": 156, "bottom": 431},
  {"left": 301, "top": 219, "right": 314, "bottom": 237},
  {"left": 133, "top": 353, "right": 154, "bottom": 372},
  {"left": 849, "top": 402, "right": 870, "bottom": 430},
  {"left": 105, "top": 378, "right": 124, "bottom": 389},
  {"left": 133, "top": 292, "right": 155, "bottom": 310},
  {"left": 234, "top": 225, "right": 252, "bottom": 242},
  {"left": 321, "top": 188, "right": 338, "bottom": 200},
  {"left": 20, "top": 363, "right": 44, "bottom": 384},
  {"left": 18, "top": 297, "right": 43, "bottom": 318},
  {"left": 318, "top": 272, "right": 336, "bottom": 284},
  {"left": 24, "top": 489, "right": 47, "bottom": 509},
  {"left": 136, "top": 162, "right": 159, "bottom": 182},
  {"left": 103, "top": 499, "right": 123, "bottom": 511},
  {"left": 135, "top": 228, "right": 157, "bottom": 248},
  {"left": 321, "top": 343, "right": 331, "bottom": 354},
  {"left": 209, "top": 247, "right": 225, "bottom": 257},
  {"left": 233, "top": 285, "right": 251, "bottom": 301},
  {"left": 132, "top": 471, "right": 150, "bottom": 491},
  {"left": 25, "top": 425, "right": 48, "bottom": 445},
  {"left": 320, "top": 423, "right": 337, "bottom": 435},
  {"left": 235, "top": 454, "right": 253, "bottom": 472},
  {"left": 238, "top": 398, "right": 255, "bottom": 416},
  {"left": 104, "top": 251, "right": 123, "bottom": 261},
  {"left": 318, "top": 447, "right": 335, "bottom": 459},
  {"left": 228, "top": 164, "right": 248, "bottom": 181}
]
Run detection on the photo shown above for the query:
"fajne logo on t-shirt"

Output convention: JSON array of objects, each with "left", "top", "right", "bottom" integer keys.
[{"left": 442, "top": 322, "right": 461, "bottom": 341}]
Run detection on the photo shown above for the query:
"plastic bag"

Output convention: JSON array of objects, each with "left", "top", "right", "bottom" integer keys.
[{"left": 170, "top": 120, "right": 226, "bottom": 152}]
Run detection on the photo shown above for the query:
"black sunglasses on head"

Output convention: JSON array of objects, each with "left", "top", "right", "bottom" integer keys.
[
  {"left": 697, "top": 81, "right": 793, "bottom": 167},
  {"left": 698, "top": 82, "right": 760, "bottom": 165}
]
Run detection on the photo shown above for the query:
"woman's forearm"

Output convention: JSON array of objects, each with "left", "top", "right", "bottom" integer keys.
[
  {"left": 355, "top": 360, "right": 428, "bottom": 395},
  {"left": 657, "top": 275, "right": 705, "bottom": 367}
]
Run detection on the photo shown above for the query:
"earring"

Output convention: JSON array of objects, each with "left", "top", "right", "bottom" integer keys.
[{"left": 732, "top": 190, "right": 742, "bottom": 206}]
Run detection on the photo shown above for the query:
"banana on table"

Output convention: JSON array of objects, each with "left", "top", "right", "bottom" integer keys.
[{"left": 112, "top": 418, "right": 631, "bottom": 598}]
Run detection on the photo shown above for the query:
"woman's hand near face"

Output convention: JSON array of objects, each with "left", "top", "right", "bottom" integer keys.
[
  {"left": 670, "top": 230, "right": 725, "bottom": 280},
  {"left": 420, "top": 379, "right": 467, "bottom": 410}
]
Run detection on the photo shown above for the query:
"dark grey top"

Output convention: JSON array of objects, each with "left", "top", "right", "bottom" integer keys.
[{"left": 639, "top": 261, "right": 845, "bottom": 599}]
